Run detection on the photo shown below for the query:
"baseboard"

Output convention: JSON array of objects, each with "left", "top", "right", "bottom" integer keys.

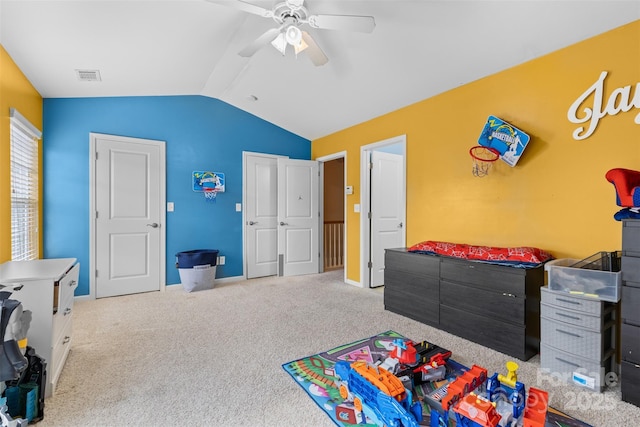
[
  {"left": 75, "top": 275, "right": 246, "bottom": 299},
  {"left": 345, "top": 278, "right": 363, "bottom": 288},
  {"left": 167, "top": 275, "right": 245, "bottom": 290}
]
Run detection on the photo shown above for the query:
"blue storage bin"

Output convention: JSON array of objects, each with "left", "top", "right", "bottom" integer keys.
[{"left": 175, "top": 249, "right": 219, "bottom": 268}]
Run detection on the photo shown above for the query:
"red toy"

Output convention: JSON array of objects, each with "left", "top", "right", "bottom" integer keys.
[
  {"left": 606, "top": 168, "right": 640, "bottom": 207},
  {"left": 605, "top": 168, "right": 640, "bottom": 220}
]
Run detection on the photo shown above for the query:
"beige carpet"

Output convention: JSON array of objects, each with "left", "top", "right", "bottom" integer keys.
[{"left": 38, "top": 270, "right": 638, "bottom": 426}]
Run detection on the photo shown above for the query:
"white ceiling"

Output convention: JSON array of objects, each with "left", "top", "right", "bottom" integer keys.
[{"left": 1, "top": 0, "right": 639, "bottom": 140}]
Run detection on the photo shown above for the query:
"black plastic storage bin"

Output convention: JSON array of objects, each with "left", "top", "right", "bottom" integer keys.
[{"left": 175, "top": 249, "right": 219, "bottom": 292}]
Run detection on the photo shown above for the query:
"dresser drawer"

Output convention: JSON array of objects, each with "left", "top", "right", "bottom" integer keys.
[
  {"left": 384, "top": 291, "right": 439, "bottom": 326},
  {"left": 441, "top": 280, "right": 524, "bottom": 325},
  {"left": 52, "top": 275, "right": 77, "bottom": 344},
  {"left": 541, "top": 317, "right": 611, "bottom": 361},
  {"left": 52, "top": 304, "right": 72, "bottom": 345},
  {"left": 541, "top": 302, "right": 608, "bottom": 331},
  {"left": 622, "top": 322, "right": 640, "bottom": 364},
  {"left": 541, "top": 287, "right": 602, "bottom": 315},
  {"left": 622, "top": 285, "right": 640, "bottom": 324},
  {"left": 540, "top": 343, "right": 611, "bottom": 391},
  {"left": 622, "top": 256, "right": 640, "bottom": 285},
  {"left": 385, "top": 250, "right": 439, "bottom": 278},
  {"left": 621, "top": 360, "right": 640, "bottom": 406},
  {"left": 50, "top": 317, "right": 73, "bottom": 391},
  {"left": 440, "top": 304, "right": 530, "bottom": 360},
  {"left": 384, "top": 268, "right": 439, "bottom": 298},
  {"left": 57, "top": 262, "right": 79, "bottom": 299},
  {"left": 440, "top": 258, "right": 527, "bottom": 295}
]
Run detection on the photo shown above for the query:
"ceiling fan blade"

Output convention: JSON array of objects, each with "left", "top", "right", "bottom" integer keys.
[
  {"left": 301, "top": 31, "right": 328, "bottom": 66},
  {"left": 306, "top": 14, "right": 375, "bottom": 33},
  {"left": 239, "top": 27, "right": 282, "bottom": 57},
  {"left": 205, "top": 0, "right": 274, "bottom": 18}
]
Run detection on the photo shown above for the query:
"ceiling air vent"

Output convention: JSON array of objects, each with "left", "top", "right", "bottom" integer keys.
[{"left": 75, "top": 69, "right": 101, "bottom": 82}]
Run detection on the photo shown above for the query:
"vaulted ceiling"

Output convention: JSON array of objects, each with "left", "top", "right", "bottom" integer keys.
[{"left": 2, "top": 0, "right": 638, "bottom": 140}]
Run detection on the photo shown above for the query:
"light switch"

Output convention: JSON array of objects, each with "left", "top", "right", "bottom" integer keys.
[
  {"left": 345, "top": 185, "right": 353, "bottom": 195},
  {"left": 167, "top": 202, "right": 174, "bottom": 212},
  {"left": 354, "top": 204, "right": 360, "bottom": 213},
  {"left": 235, "top": 203, "right": 242, "bottom": 212}
]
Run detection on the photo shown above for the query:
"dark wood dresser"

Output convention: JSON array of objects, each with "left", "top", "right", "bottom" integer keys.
[{"left": 384, "top": 248, "right": 544, "bottom": 361}]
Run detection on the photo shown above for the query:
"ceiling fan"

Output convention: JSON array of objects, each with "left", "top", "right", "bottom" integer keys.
[{"left": 206, "top": 0, "right": 375, "bottom": 66}]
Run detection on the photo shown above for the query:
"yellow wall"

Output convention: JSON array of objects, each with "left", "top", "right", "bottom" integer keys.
[
  {"left": 313, "top": 20, "right": 640, "bottom": 284},
  {"left": 0, "top": 45, "right": 43, "bottom": 262}
]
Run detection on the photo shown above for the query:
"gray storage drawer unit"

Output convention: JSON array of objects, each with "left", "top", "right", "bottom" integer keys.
[{"left": 539, "top": 287, "right": 616, "bottom": 392}]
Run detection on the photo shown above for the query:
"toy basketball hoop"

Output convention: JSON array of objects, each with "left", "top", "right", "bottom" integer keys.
[
  {"left": 193, "top": 171, "right": 225, "bottom": 203},
  {"left": 469, "top": 146, "right": 500, "bottom": 177}
]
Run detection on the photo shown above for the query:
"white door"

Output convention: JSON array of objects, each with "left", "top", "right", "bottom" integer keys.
[
  {"left": 277, "top": 158, "right": 319, "bottom": 276},
  {"left": 245, "top": 154, "right": 278, "bottom": 278},
  {"left": 94, "top": 133, "right": 165, "bottom": 298},
  {"left": 370, "top": 151, "right": 405, "bottom": 287}
]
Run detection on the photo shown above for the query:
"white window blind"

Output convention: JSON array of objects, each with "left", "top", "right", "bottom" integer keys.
[{"left": 10, "top": 108, "right": 42, "bottom": 261}]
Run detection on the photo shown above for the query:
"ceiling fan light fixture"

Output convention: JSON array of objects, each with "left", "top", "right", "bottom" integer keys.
[
  {"left": 271, "top": 33, "right": 287, "bottom": 55},
  {"left": 284, "top": 25, "right": 302, "bottom": 46}
]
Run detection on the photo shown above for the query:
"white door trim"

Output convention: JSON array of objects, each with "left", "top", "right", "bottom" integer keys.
[
  {"left": 89, "top": 133, "right": 166, "bottom": 300},
  {"left": 360, "top": 135, "right": 406, "bottom": 288},
  {"left": 316, "top": 151, "right": 347, "bottom": 284}
]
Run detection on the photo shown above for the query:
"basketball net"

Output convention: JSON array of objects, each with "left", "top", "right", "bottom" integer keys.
[
  {"left": 203, "top": 187, "right": 218, "bottom": 203},
  {"left": 469, "top": 146, "right": 500, "bottom": 177}
]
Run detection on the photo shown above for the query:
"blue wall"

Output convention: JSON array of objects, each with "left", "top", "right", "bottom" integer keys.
[{"left": 43, "top": 96, "right": 310, "bottom": 296}]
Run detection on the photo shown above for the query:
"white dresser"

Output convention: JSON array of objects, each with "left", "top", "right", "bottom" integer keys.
[{"left": 0, "top": 258, "right": 79, "bottom": 397}]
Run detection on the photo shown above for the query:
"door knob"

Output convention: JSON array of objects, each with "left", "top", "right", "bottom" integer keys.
[
  {"left": 398, "top": 222, "right": 403, "bottom": 228},
  {"left": 146, "top": 223, "right": 159, "bottom": 228},
  {"left": 249, "top": 221, "right": 258, "bottom": 225},
  {"left": 280, "top": 222, "right": 288, "bottom": 226}
]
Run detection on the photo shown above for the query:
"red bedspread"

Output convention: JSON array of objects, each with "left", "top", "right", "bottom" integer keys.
[{"left": 408, "top": 240, "right": 553, "bottom": 266}]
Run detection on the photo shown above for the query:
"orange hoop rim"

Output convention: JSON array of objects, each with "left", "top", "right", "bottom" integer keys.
[{"left": 469, "top": 146, "right": 500, "bottom": 162}]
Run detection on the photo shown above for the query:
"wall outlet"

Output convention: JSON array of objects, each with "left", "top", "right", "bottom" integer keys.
[{"left": 218, "top": 256, "right": 225, "bottom": 265}]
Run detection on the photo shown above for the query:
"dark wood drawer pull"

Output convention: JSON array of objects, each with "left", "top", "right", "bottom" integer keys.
[
  {"left": 556, "top": 329, "right": 582, "bottom": 338},
  {"left": 556, "top": 312, "right": 581, "bottom": 321}
]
